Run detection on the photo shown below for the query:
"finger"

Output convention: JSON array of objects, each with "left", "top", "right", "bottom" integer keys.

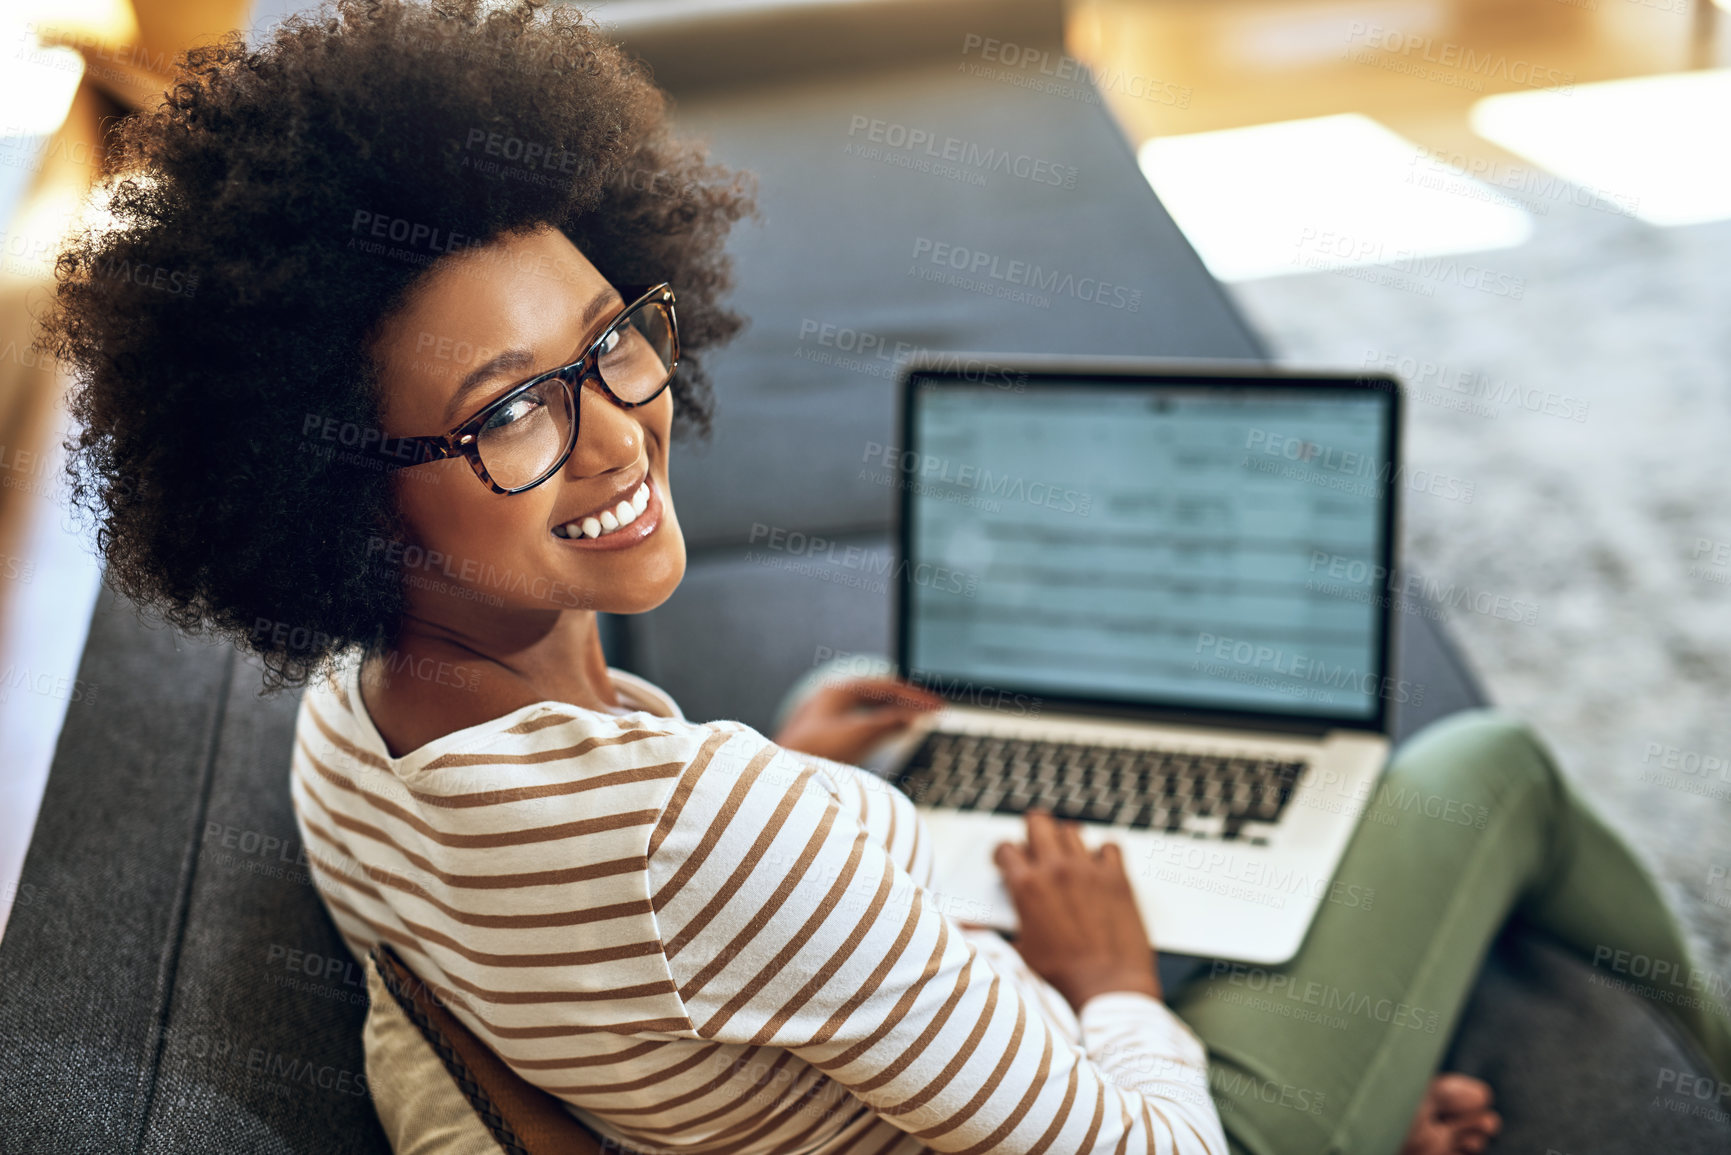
[
  {"left": 834, "top": 677, "right": 947, "bottom": 713},
  {"left": 1024, "top": 808, "right": 1064, "bottom": 861},
  {"left": 863, "top": 675, "right": 947, "bottom": 705},
  {"left": 1057, "top": 819, "right": 1087, "bottom": 856},
  {"left": 787, "top": 683, "right": 858, "bottom": 721},
  {"left": 993, "top": 840, "right": 1029, "bottom": 883},
  {"left": 830, "top": 709, "right": 925, "bottom": 744}
]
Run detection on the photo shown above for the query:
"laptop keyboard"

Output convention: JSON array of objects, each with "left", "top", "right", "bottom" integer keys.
[{"left": 896, "top": 732, "right": 1307, "bottom": 842}]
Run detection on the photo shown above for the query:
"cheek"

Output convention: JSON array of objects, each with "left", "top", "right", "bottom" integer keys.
[
  {"left": 647, "top": 388, "right": 676, "bottom": 441},
  {"left": 391, "top": 472, "right": 445, "bottom": 545},
  {"left": 394, "top": 467, "right": 549, "bottom": 556}
]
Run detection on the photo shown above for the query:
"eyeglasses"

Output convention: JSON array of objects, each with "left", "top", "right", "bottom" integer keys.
[{"left": 366, "top": 283, "right": 679, "bottom": 495}]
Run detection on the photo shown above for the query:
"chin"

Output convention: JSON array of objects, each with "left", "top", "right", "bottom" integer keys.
[{"left": 602, "top": 530, "right": 686, "bottom": 615}]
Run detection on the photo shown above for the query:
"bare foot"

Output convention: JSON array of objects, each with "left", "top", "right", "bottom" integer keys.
[{"left": 1399, "top": 1074, "right": 1502, "bottom": 1155}]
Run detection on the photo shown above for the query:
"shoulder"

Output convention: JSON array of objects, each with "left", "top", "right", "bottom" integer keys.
[
  {"left": 649, "top": 720, "right": 870, "bottom": 816},
  {"left": 392, "top": 707, "right": 736, "bottom": 805},
  {"left": 349, "top": 650, "right": 586, "bottom": 760},
  {"left": 294, "top": 654, "right": 699, "bottom": 772},
  {"left": 643, "top": 721, "right": 916, "bottom": 885},
  {"left": 607, "top": 667, "right": 684, "bottom": 720},
  {"left": 292, "top": 657, "right": 711, "bottom": 790}
]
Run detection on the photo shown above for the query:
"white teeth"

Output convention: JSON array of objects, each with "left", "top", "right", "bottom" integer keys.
[{"left": 556, "top": 481, "right": 653, "bottom": 541}]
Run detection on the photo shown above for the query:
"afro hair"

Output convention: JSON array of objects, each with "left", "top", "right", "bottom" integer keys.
[{"left": 38, "top": 0, "right": 754, "bottom": 688}]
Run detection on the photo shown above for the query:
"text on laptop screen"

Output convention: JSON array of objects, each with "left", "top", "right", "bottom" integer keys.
[{"left": 903, "top": 378, "right": 1394, "bottom": 723}]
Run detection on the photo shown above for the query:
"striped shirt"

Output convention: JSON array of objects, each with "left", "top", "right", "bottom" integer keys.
[{"left": 291, "top": 655, "right": 1228, "bottom": 1154}]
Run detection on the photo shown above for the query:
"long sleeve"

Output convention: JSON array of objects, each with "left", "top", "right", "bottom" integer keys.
[{"left": 646, "top": 726, "right": 1230, "bottom": 1154}]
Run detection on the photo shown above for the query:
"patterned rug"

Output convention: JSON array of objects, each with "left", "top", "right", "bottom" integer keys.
[{"left": 1227, "top": 194, "right": 1731, "bottom": 979}]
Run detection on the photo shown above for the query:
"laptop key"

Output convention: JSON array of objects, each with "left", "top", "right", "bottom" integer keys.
[
  {"left": 903, "top": 732, "right": 1309, "bottom": 836},
  {"left": 1053, "top": 794, "right": 1089, "bottom": 820}
]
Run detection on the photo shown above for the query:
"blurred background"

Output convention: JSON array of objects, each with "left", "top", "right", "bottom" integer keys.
[{"left": 3, "top": 0, "right": 1728, "bottom": 967}]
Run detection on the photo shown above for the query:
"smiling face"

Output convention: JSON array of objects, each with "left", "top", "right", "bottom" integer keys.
[{"left": 370, "top": 225, "right": 686, "bottom": 633}]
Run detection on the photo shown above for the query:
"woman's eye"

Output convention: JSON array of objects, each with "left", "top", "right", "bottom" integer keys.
[
  {"left": 598, "top": 327, "right": 645, "bottom": 371},
  {"left": 486, "top": 391, "right": 545, "bottom": 430}
]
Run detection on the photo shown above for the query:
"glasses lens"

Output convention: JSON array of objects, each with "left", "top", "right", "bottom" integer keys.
[
  {"left": 595, "top": 300, "right": 676, "bottom": 404},
  {"left": 475, "top": 377, "right": 575, "bottom": 490}
]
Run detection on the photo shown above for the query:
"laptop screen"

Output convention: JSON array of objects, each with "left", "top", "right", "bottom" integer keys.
[{"left": 899, "top": 372, "right": 1398, "bottom": 728}]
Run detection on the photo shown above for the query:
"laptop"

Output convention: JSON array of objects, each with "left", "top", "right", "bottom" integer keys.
[{"left": 878, "top": 354, "right": 1403, "bottom": 966}]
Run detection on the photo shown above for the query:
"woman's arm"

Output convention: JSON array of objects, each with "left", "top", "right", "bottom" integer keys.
[{"left": 646, "top": 728, "right": 1230, "bottom": 1154}]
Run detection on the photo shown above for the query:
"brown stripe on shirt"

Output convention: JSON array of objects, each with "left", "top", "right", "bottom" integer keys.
[
  {"left": 421, "top": 729, "right": 672, "bottom": 771},
  {"left": 646, "top": 728, "right": 739, "bottom": 860},
  {"left": 302, "top": 737, "right": 665, "bottom": 847},
  {"left": 649, "top": 741, "right": 790, "bottom": 914},
  {"left": 660, "top": 769, "right": 837, "bottom": 964}
]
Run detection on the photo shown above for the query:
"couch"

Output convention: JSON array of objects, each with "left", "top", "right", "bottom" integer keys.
[{"left": 2, "top": 1, "right": 1724, "bottom": 1151}]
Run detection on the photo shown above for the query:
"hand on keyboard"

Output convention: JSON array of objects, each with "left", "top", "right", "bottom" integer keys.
[
  {"left": 774, "top": 676, "right": 945, "bottom": 765},
  {"left": 993, "top": 807, "right": 1162, "bottom": 1012}
]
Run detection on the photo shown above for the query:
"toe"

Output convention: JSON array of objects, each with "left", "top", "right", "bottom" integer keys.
[
  {"left": 1402, "top": 1075, "right": 1502, "bottom": 1155},
  {"left": 1430, "top": 1073, "right": 1494, "bottom": 1117},
  {"left": 1456, "top": 1107, "right": 1501, "bottom": 1153}
]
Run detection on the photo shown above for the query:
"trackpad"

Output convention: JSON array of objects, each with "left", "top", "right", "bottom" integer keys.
[
  {"left": 922, "top": 811, "right": 1028, "bottom": 933},
  {"left": 921, "top": 810, "right": 1215, "bottom": 989}
]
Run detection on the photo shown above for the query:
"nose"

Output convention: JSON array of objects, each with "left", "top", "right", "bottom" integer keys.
[{"left": 563, "top": 379, "right": 645, "bottom": 479}]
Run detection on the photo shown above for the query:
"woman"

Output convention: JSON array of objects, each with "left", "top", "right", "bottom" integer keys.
[{"left": 41, "top": 3, "right": 1728, "bottom": 1153}]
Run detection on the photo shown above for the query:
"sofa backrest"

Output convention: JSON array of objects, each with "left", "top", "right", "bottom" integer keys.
[
  {"left": 0, "top": 2, "right": 1304, "bottom": 1149},
  {"left": 594, "top": 0, "right": 1269, "bottom": 728}
]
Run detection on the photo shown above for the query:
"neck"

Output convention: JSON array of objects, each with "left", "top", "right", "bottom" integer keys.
[{"left": 382, "top": 600, "right": 620, "bottom": 714}]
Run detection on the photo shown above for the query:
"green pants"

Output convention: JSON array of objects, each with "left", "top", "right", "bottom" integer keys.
[
  {"left": 771, "top": 667, "right": 1731, "bottom": 1153},
  {"left": 1167, "top": 708, "right": 1731, "bottom": 1155}
]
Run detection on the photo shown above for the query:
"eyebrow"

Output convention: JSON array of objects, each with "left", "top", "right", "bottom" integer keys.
[{"left": 439, "top": 288, "right": 621, "bottom": 424}]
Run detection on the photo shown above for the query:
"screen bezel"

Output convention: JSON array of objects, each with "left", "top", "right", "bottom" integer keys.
[{"left": 893, "top": 356, "right": 1404, "bottom": 736}]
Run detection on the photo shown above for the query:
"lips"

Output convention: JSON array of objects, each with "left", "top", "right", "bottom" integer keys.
[{"left": 551, "top": 480, "right": 652, "bottom": 540}]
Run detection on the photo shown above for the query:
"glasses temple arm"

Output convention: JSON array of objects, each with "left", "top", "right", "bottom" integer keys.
[{"left": 362, "top": 435, "right": 458, "bottom": 470}]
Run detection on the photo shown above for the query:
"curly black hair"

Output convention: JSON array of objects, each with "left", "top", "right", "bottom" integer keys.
[{"left": 38, "top": 0, "right": 754, "bottom": 689}]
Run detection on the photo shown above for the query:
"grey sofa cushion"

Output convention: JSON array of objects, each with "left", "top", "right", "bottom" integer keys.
[
  {"left": 1445, "top": 928, "right": 1731, "bottom": 1153},
  {"left": 654, "top": 61, "right": 1258, "bottom": 553},
  {"left": 2, "top": 2, "right": 1721, "bottom": 1152},
  {"left": 613, "top": 56, "right": 1268, "bottom": 729},
  {"left": 0, "top": 591, "right": 384, "bottom": 1154}
]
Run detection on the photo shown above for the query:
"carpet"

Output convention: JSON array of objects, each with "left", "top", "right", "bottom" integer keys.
[{"left": 1226, "top": 191, "right": 1731, "bottom": 980}]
